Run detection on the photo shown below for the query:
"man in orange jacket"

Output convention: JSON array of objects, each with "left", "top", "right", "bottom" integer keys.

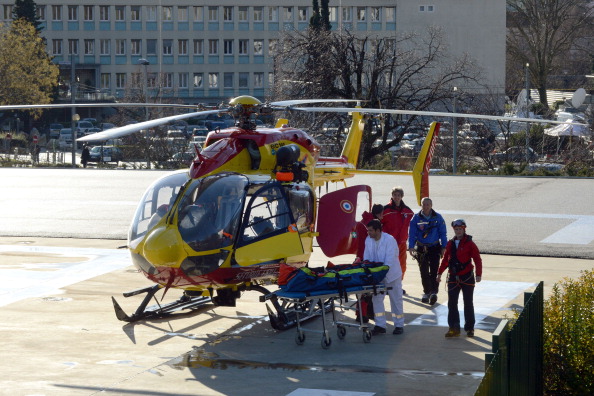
[{"left": 382, "top": 186, "right": 414, "bottom": 289}]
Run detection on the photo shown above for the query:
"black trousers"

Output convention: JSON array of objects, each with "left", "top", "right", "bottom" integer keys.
[
  {"left": 417, "top": 244, "right": 441, "bottom": 295},
  {"left": 446, "top": 272, "right": 476, "bottom": 331}
]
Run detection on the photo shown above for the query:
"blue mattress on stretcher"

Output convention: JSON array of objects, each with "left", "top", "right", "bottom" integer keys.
[{"left": 272, "top": 285, "right": 381, "bottom": 300}]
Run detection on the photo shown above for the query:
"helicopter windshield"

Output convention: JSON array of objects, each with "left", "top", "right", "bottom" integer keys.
[
  {"left": 178, "top": 173, "right": 248, "bottom": 252},
  {"left": 129, "top": 171, "right": 190, "bottom": 247}
]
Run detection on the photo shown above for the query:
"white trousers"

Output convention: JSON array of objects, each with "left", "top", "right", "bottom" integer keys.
[{"left": 372, "top": 278, "right": 404, "bottom": 329}]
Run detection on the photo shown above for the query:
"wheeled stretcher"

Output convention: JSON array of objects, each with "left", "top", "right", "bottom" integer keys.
[{"left": 265, "top": 284, "right": 387, "bottom": 349}]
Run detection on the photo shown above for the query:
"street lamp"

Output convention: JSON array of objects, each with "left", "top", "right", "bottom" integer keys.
[
  {"left": 72, "top": 113, "right": 80, "bottom": 167},
  {"left": 525, "top": 63, "right": 531, "bottom": 163},
  {"left": 138, "top": 58, "right": 150, "bottom": 168},
  {"left": 452, "top": 87, "right": 458, "bottom": 174}
]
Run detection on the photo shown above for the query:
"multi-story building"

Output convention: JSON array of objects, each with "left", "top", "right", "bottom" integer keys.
[{"left": 1, "top": 1, "right": 505, "bottom": 106}]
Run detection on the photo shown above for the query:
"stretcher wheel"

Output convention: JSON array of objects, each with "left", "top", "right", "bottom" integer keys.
[
  {"left": 295, "top": 331, "right": 305, "bottom": 345},
  {"left": 363, "top": 330, "right": 372, "bottom": 343},
  {"left": 321, "top": 335, "right": 332, "bottom": 349},
  {"left": 337, "top": 325, "right": 346, "bottom": 340}
]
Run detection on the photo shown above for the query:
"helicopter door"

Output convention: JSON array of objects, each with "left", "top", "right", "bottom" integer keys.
[
  {"left": 316, "top": 185, "right": 372, "bottom": 257},
  {"left": 234, "top": 183, "right": 303, "bottom": 266}
]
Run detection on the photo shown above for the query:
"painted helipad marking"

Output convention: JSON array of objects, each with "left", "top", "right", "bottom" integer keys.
[
  {"left": 286, "top": 390, "right": 374, "bottom": 396},
  {"left": 440, "top": 210, "right": 594, "bottom": 245},
  {"left": 0, "top": 245, "right": 129, "bottom": 307},
  {"left": 408, "top": 280, "right": 536, "bottom": 329}
]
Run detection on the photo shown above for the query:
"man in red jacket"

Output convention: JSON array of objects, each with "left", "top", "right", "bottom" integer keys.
[
  {"left": 382, "top": 187, "right": 414, "bottom": 284},
  {"left": 437, "top": 219, "right": 483, "bottom": 338}
]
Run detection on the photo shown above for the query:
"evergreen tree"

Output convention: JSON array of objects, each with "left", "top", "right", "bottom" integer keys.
[
  {"left": 310, "top": 0, "right": 322, "bottom": 30},
  {"left": 12, "top": 0, "right": 42, "bottom": 33}
]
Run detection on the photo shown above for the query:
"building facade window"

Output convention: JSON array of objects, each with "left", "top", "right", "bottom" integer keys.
[
  {"left": 178, "top": 6, "right": 188, "bottom": 21},
  {"left": 162, "top": 6, "right": 173, "bottom": 21},
  {"left": 131, "top": 39, "right": 141, "bottom": 55},
  {"left": 193, "top": 73, "right": 203, "bottom": 88},
  {"left": 342, "top": 7, "right": 352, "bottom": 22},
  {"left": 52, "top": 5, "right": 62, "bottom": 21},
  {"left": 116, "top": 39, "right": 126, "bottom": 55},
  {"left": 163, "top": 39, "right": 173, "bottom": 55},
  {"left": 68, "top": 5, "right": 78, "bottom": 21},
  {"left": 208, "top": 6, "right": 218, "bottom": 22},
  {"left": 116, "top": 73, "right": 126, "bottom": 89},
  {"left": 254, "top": 72, "right": 264, "bottom": 88},
  {"left": 68, "top": 39, "right": 78, "bottom": 55},
  {"left": 283, "top": 7, "right": 293, "bottom": 22},
  {"left": 99, "top": 6, "right": 109, "bottom": 21},
  {"left": 178, "top": 39, "right": 188, "bottom": 55},
  {"left": 238, "top": 6, "right": 248, "bottom": 22},
  {"left": 209, "top": 39, "right": 218, "bottom": 55},
  {"left": 179, "top": 73, "right": 188, "bottom": 88},
  {"left": 84, "top": 39, "right": 94, "bottom": 55},
  {"left": 253, "top": 7, "right": 263, "bottom": 22},
  {"left": 147, "top": 6, "right": 157, "bottom": 21},
  {"left": 193, "top": 6, "right": 203, "bottom": 21},
  {"left": 100, "top": 39, "right": 110, "bottom": 55},
  {"left": 36, "top": 5, "right": 45, "bottom": 20},
  {"left": 238, "top": 39, "right": 248, "bottom": 55},
  {"left": 115, "top": 6, "right": 125, "bottom": 21},
  {"left": 101, "top": 73, "right": 110, "bottom": 89},
  {"left": 268, "top": 39, "right": 277, "bottom": 55},
  {"left": 163, "top": 73, "right": 173, "bottom": 88},
  {"left": 147, "top": 39, "right": 157, "bottom": 55},
  {"left": 370, "top": 7, "right": 380, "bottom": 22},
  {"left": 52, "top": 39, "right": 62, "bottom": 55},
  {"left": 357, "top": 7, "right": 366, "bottom": 21},
  {"left": 268, "top": 7, "right": 278, "bottom": 22},
  {"left": 239, "top": 72, "right": 248, "bottom": 88},
  {"left": 298, "top": 7, "right": 307, "bottom": 22},
  {"left": 386, "top": 7, "right": 395, "bottom": 22},
  {"left": 224, "top": 40, "right": 233, "bottom": 55},
  {"left": 209, "top": 73, "right": 218, "bottom": 88},
  {"left": 193, "top": 39, "right": 203, "bottom": 55},
  {"left": 329, "top": 7, "right": 337, "bottom": 22},
  {"left": 131, "top": 6, "right": 140, "bottom": 21},
  {"left": 223, "top": 6, "right": 233, "bottom": 22},
  {"left": 253, "top": 40, "right": 263, "bottom": 55},
  {"left": 83, "top": 5, "right": 93, "bottom": 21},
  {"left": 224, "top": 72, "right": 233, "bottom": 88}
]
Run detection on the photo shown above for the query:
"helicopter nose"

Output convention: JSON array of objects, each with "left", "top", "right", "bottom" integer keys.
[{"left": 142, "top": 226, "right": 185, "bottom": 268}]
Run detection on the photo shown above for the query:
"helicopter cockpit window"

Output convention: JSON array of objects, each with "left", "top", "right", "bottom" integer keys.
[
  {"left": 241, "top": 184, "right": 293, "bottom": 243},
  {"left": 129, "top": 171, "right": 189, "bottom": 247},
  {"left": 287, "top": 184, "right": 314, "bottom": 233},
  {"left": 177, "top": 173, "right": 248, "bottom": 251}
]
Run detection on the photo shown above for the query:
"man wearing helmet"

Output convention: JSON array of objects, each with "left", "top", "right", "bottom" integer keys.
[{"left": 437, "top": 219, "right": 483, "bottom": 337}]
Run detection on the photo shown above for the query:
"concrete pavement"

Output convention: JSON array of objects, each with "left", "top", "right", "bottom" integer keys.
[{"left": 1, "top": 236, "right": 593, "bottom": 396}]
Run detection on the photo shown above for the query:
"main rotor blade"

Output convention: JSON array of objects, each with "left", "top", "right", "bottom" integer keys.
[
  {"left": 270, "top": 99, "right": 362, "bottom": 107},
  {"left": 0, "top": 103, "right": 201, "bottom": 111},
  {"left": 290, "top": 107, "right": 588, "bottom": 126},
  {"left": 78, "top": 109, "right": 223, "bottom": 142}
]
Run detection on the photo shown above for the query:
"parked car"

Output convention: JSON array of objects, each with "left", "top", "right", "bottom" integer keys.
[
  {"left": 75, "top": 121, "right": 95, "bottom": 133},
  {"left": 49, "top": 123, "right": 63, "bottom": 139},
  {"left": 492, "top": 146, "right": 539, "bottom": 164},
  {"left": 88, "top": 146, "right": 124, "bottom": 163},
  {"left": 58, "top": 128, "right": 73, "bottom": 149},
  {"left": 191, "top": 126, "right": 209, "bottom": 137},
  {"left": 100, "top": 123, "right": 116, "bottom": 130}
]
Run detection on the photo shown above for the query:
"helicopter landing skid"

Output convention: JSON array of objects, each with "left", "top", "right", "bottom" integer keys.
[
  {"left": 112, "top": 285, "right": 211, "bottom": 322},
  {"left": 263, "top": 293, "right": 333, "bottom": 331}
]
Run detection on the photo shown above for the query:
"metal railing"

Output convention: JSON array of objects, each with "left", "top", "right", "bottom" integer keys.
[{"left": 475, "top": 281, "right": 544, "bottom": 396}]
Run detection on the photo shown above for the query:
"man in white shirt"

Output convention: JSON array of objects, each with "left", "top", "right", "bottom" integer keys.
[{"left": 364, "top": 219, "right": 405, "bottom": 335}]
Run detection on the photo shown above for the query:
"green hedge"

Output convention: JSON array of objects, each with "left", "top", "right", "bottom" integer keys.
[{"left": 544, "top": 270, "right": 594, "bottom": 394}]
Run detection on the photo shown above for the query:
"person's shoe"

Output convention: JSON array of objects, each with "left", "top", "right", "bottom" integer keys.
[
  {"left": 466, "top": 330, "right": 474, "bottom": 337},
  {"left": 429, "top": 293, "right": 438, "bottom": 306},
  {"left": 393, "top": 327, "right": 404, "bottom": 335},
  {"left": 421, "top": 294, "right": 429, "bottom": 303},
  {"left": 402, "top": 289, "right": 406, "bottom": 295},
  {"left": 371, "top": 325, "right": 386, "bottom": 335},
  {"left": 445, "top": 328, "right": 461, "bottom": 338}
]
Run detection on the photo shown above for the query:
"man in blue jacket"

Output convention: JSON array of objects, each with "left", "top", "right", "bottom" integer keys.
[{"left": 408, "top": 197, "right": 447, "bottom": 306}]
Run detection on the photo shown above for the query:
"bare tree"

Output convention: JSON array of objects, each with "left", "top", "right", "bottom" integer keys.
[
  {"left": 272, "top": 27, "right": 481, "bottom": 166},
  {"left": 507, "top": 0, "right": 594, "bottom": 107}
]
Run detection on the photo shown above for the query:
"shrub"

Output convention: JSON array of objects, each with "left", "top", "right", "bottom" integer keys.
[{"left": 543, "top": 270, "right": 594, "bottom": 395}]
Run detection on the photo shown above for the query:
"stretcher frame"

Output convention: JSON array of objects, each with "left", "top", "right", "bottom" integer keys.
[{"left": 270, "top": 284, "right": 387, "bottom": 349}]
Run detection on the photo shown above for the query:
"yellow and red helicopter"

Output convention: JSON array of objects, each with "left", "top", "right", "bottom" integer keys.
[{"left": 2, "top": 96, "right": 583, "bottom": 329}]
